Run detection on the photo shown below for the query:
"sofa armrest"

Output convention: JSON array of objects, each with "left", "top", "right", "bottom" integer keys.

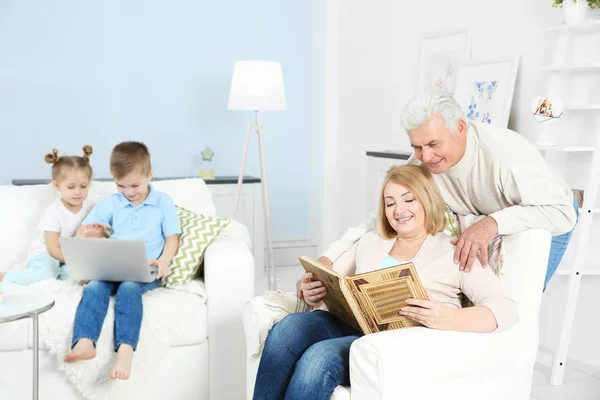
[
  {"left": 204, "top": 235, "right": 255, "bottom": 400},
  {"left": 350, "top": 323, "right": 533, "bottom": 399},
  {"left": 243, "top": 291, "right": 308, "bottom": 399}
]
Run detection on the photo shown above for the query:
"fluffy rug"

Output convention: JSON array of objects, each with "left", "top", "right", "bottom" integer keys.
[{"left": 31, "top": 279, "right": 205, "bottom": 400}]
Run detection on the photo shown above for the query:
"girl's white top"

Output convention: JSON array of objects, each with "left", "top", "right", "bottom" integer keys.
[{"left": 28, "top": 198, "right": 95, "bottom": 260}]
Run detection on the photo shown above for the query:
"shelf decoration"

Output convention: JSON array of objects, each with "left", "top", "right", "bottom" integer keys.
[
  {"left": 531, "top": 96, "right": 565, "bottom": 146},
  {"left": 198, "top": 147, "right": 215, "bottom": 180}
]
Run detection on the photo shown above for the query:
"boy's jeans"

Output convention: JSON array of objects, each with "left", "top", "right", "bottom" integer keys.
[
  {"left": 72, "top": 279, "right": 160, "bottom": 351},
  {"left": 4, "top": 253, "right": 69, "bottom": 284},
  {"left": 253, "top": 311, "right": 362, "bottom": 400}
]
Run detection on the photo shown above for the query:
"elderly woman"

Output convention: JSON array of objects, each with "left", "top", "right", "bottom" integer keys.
[{"left": 253, "top": 165, "right": 518, "bottom": 400}]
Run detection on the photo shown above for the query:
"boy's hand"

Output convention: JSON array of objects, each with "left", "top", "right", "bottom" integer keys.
[
  {"left": 149, "top": 259, "right": 169, "bottom": 280},
  {"left": 83, "top": 223, "right": 105, "bottom": 238}
]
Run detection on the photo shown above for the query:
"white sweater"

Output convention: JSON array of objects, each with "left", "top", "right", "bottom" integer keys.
[
  {"left": 324, "top": 122, "right": 576, "bottom": 262},
  {"left": 332, "top": 231, "right": 518, "bottom": 332}
]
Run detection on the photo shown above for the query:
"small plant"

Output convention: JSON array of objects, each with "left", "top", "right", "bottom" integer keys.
[{"left": 552, "top": 0, "right": 600, "bottom": 9}]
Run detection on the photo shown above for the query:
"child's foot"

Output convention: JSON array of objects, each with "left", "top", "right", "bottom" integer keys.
[
  {"left": 109, "top": 344, "right": 134, "bottom": 380},
  {"left": 64, "top": 339, "right": 96, "bottom": 363},
  {"left": 0, "top": 272, "right": 5, "bottom": 282}
]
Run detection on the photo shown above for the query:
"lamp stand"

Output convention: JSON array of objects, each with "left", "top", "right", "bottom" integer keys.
[{"left": 235, "top": 111, "right": 277, "bottom": 290}]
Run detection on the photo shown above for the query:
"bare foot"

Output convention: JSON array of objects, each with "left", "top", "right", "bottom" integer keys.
[
  {"left": 109, "top": 344, "right": 134, "bottom": 380},
  {"left": 64, "top": 339, "right": 96, "bottom": 363},
  {"left": 0, "top": 272, "right": 5, "bottom": 282}
]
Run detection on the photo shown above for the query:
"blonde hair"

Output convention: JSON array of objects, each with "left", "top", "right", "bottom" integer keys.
[
  {"left": 110, "top": 141, "right": 152, "bottom": 180},
  {"left": 45, "top": 145, "right": 93, "bottom": 182},
  {"left": 377, "top": 164, "right": 446, "bottom": 239}
]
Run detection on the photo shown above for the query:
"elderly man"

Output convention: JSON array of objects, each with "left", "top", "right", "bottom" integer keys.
[{"left": 315, "top": 91, "right": 577, "bottom": 292}]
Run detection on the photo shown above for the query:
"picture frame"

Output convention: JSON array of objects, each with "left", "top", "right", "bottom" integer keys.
[
  {"left": 417, "top": 28, "right": 471, "bottom": 95},
  {"left": 453, "top": 57, "right": 520, "bottom": 129}
]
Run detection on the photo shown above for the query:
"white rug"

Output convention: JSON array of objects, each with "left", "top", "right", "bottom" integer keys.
[{"left": 32, "top": 279, "right": 205, "bottom": 400}]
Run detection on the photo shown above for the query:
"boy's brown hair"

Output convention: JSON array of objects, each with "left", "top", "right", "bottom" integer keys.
[
  {"left": 45, "top": 145, "right": 94, "bottom": 182},
  {"left": 110, "top": 141, "right": 152, "bottom": 179}
]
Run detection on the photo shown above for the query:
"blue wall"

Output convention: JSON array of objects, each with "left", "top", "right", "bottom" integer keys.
[{"left": 0, "top": 0, "right": 316, "bottom": 241}]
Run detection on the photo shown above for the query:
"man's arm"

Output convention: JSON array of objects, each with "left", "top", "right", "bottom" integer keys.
[
  {"left": 490, "top": 164, "right": 577, "bottom": 236},
  {"left": 321, "top": 211, "right": 377, "bottom": 264}
]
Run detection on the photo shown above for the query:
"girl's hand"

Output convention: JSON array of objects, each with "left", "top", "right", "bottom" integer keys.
[
  {"left": 83, "top": 223, "right": 105, "bottom": 238},
  {"left": 400, "top": 295, "right": 455, "bottom": 330},
  {"left": 300, "top": 272, "right": 327, "bottom": 305},
  {"left": 149, "top": 259, "right": 169, "bottom": 279}
]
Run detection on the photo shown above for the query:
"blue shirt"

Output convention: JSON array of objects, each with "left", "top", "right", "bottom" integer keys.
[
  {"left": 83, "top": 185, "right": 181, "bottom": 260},
  {"left": 379, "top": 255, "right": 406, "bottom": 269}
]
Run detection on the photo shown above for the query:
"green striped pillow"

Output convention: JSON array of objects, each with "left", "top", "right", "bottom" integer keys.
[{"left": 163, "top": 206, "right": 231, "bottom": 287}]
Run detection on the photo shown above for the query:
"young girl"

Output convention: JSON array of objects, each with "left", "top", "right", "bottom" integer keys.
[{"left": 0, "top": 146, "right": 95, "bottom": 284}]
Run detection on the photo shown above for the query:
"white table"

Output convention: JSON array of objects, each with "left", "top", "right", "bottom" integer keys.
[{"left": 0, "top": 285, "right": 55, "bottom": 400}]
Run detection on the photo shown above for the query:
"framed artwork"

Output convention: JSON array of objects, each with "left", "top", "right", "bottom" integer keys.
[
  {"left": 417, "top": 28, "right": 470, "bottom": 95},
  {"left": 453, "top": 57, "right": 520, "bottom": 129}
]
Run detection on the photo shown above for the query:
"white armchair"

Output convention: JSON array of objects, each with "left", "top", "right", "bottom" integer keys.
[{"left": 243, "top": 229, "right": 551, "bottom": 400}]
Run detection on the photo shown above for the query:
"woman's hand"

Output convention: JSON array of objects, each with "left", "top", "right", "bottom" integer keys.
[
  {"left": 300, "top": 272, "right": 327, "bottom": 306},
  {"left": 400, "top": 296, "right": 456, "bottom": 330},
  {"left": 83, "top": 223, "right": 105, "bottom": 238}
]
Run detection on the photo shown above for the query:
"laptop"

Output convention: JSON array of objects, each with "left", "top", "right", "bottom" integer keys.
[{"left": 60, "top": 237, "right": 158, "bottom": 283}]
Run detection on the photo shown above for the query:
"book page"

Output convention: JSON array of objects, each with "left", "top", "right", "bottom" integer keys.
[
  {"left": 344, "top": 262, "right": 428, "bottom": 333},
  {"left": 298, "top": 256, "right": 360, "bottom": 330}
]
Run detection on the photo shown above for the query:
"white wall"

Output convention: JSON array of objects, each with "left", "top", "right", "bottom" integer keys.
[{"left": 322, "top": 0, "right": 600, "bottom": 373}]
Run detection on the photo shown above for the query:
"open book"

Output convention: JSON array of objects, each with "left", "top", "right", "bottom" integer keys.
[{"left": 298, "top": 256, "right": 429, "bottom": 335}]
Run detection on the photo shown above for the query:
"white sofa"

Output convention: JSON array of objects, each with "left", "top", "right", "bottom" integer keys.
[
  {"left": 244, "top": 229, "right": 551, "bottom": 400},
  {"left": 0, "top": 178, "right": 254, "bottom": 400}
]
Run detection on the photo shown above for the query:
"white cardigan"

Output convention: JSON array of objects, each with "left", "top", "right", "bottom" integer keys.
[{"left": 331, "top": 231, "right": 518, "bottom": 332}]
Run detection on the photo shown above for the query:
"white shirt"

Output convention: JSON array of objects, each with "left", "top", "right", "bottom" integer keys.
[
  {"left": 28, "top": 198, "right": 96, "bottom": 260},
  {"left": 333, "top": 232, "right": 518, "bottom": 332}
]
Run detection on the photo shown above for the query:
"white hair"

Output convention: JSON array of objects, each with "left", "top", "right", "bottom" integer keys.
[{"left": 400, "top": 90, "right": 468, "bottom": 135}]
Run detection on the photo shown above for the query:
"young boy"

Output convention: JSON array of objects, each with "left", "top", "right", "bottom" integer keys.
[{"left": 64, "top": 141, "right": 180, "bottom": 380}]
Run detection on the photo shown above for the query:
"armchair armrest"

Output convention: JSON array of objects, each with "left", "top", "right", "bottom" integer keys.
[
  {"left": 350, "top": 323, "right": 535, "bottom": 400},
  {"left": 204, "top": 235, "right": 254, "bottom": 400},
  {"left": 243, "top": 291, "right": 310, "bottom": 399}
]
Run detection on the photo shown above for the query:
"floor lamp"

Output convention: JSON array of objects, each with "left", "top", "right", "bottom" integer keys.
[{"left": 228, "top": 60, "right": 286, "bottom": 291}]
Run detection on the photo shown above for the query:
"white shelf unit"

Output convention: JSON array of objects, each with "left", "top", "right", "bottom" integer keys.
[
  {"left": 542, "top": 19, "right": 600, "bottom": 33},
  {"left": 555, "top": 269, "right": 600, "bottom": 276},
  {"left": 540, "top": 20, "right": 600, "bottom": 386},
  {"left": 568, "top": 104, "right": 600, "bottom": 111},
  {"left": 537, "top": 145, "right": 595, "bottom": 152},
  {"left": 540, "top": 64, "right": 600, "bottom": 72}
]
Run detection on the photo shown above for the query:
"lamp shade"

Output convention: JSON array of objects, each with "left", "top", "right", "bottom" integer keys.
[{"left": 227, "top": 61, "right": 287, "bottom": 111}]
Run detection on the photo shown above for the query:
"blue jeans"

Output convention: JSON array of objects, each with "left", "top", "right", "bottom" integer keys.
[
  {"left": 4, "top": 253, "right": 69, "bottom": 284},
  {"left": 544, "top": 198, "right": 579, "bottom": 291},
  {"left": 253, "top": 311, "right": 362, "bottom": 400},
  {"left": 71, "top": 279, "right": 160, "bottom": 351}
]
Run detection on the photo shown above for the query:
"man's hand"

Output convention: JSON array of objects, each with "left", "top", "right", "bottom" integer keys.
[
  {"left": 149, "top": 259, "right": 170, "bottom": 279},
  {"left": 451, "top": 216, "right": 498, "bottom": 272},
  {"left": 300, "top": 272, "right": 327, "bottom": 306},
  {"left": 400, "top": 296, "right": 455, "bottom": 330},
  {"left": 83, "top": 223, "right": 105, "bottom": 238}
]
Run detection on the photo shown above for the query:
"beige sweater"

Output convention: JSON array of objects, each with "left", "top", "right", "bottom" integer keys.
[
  {"left": 332, "top": 231, "right": 518, "bottom": 332},
  {"left": 324, "top": 122, "right": 576, "bottom": 261}
]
